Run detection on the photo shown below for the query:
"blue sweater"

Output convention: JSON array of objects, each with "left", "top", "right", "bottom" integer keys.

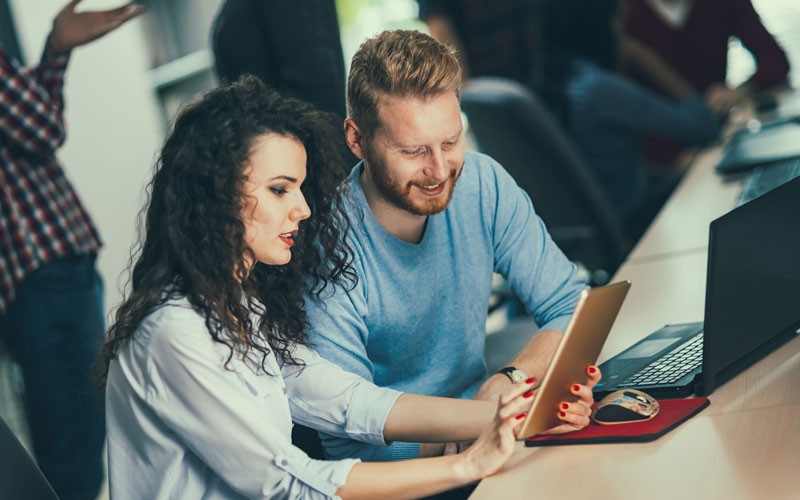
[{"left": 305, "top": 152, "right": 585, "bottom": 461}]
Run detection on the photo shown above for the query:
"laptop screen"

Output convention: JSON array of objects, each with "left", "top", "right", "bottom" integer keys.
[{"left": 701, "top": 176, "right": 800, "bottom": 395}]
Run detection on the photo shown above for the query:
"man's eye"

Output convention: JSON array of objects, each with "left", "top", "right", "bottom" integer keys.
[{"left": 403, "top": 148, "right": 425, "bottom": 156}]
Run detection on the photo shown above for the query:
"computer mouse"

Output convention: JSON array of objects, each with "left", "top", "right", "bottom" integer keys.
[{"left": 592, "top": 389, "right": 660, "bottom": 425}]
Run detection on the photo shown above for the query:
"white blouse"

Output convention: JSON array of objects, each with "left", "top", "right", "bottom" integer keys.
[{"left": 106, "top": 297, "right": 401, "bottom": 499}]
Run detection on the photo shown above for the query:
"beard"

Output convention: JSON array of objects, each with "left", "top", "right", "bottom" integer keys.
[{"left": 364, "top": 151, "right": 462, "bottom": 216}]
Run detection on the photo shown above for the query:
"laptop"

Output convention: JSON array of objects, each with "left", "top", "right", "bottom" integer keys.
[
  {"left": 594, "top": 175, "right": 800, "bottom": 399},
  {"left": 715, "top": 119, "right": 800, "bottom": 174}
]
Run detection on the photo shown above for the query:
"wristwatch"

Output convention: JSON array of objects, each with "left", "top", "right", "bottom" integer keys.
[{"left": 497, "top": 366, "right": 529, "bottom": 384}]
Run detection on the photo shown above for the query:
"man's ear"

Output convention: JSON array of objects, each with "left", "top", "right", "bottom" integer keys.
[{"left": 344, "top": 118, "right": 366, "bottom": 160}]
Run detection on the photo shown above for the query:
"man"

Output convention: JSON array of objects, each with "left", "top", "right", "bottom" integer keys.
[
  {"left": 0, "top": 2, "right": 143, "bottom": 498},
  {"left": 305, "top": 30, "right": 593, "bottom": 462}
]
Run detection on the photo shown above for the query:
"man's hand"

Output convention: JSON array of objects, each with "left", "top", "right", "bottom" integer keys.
[
  {"left": 704, "top": 83, "right": 748, "bottom": 116},
  {"left": 539, "top": 365, "right": 602, "bottom": 435},
  {"left": 49, "top": 0, "right": 145, "bottom": 53}
]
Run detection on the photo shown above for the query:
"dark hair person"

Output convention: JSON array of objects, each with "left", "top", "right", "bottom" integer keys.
[{"left": 100, "top": 76, "right": 539, "bottom": 499}]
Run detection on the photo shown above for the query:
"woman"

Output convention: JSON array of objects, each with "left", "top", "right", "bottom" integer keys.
[
  {"left": 100, "top": 76, "right": 598, "bottom": 499},
  {"left": 538, "top": 0, "right": 720, "bottom": 238}
]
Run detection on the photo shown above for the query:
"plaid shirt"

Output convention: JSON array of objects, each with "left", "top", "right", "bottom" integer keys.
[{"left": 0, "top": 41, "right": 102, "bottom": 315}]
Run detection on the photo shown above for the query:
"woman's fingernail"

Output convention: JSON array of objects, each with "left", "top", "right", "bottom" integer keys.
[
  {"left": 525, "top": 377, "right": 536, "bottom": 384},
  {"left": 559, "top": 411, "right": 566, "bottom": 418},
  {"left": 524, "top": 391, "right": 535, "bottom": 398},
  {"left": 561, "top": 403, "right": 569, "bottom": 410},
  {"left": 572, "top": 384, "right": 580, "bottom": 392},
  {"left": 516, "top": 412, "right": 527, "bottom": 420},
  {"left": 588, "top": 366, "right": 597, "bottom": 374}
]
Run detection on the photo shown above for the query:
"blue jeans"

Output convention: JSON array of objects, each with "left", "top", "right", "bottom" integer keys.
[{"left": 0, "top": 255, "right": 106, "bottom": 500}]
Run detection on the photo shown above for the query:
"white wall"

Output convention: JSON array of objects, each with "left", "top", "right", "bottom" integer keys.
[{"left": 9, "top": 0, "right": 164, "bottom": 317}]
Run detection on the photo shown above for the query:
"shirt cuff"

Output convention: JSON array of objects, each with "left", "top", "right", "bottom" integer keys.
[
  {"left": 345, "top": 383, "right": 403, "bottom": 446},
  {"left": 273, "top": 454, "right": 360, "bottom": 498},
  {"left": 41, "top": 35, "right": 71, "bottom": 69}
]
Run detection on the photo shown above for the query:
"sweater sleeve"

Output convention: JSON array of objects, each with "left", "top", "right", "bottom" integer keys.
[
  {"left": 482, "top": 154, "right": 586, "bottom": 334},
  {"left": 730, "top": 0, "right": 790, "bottom": 90}
]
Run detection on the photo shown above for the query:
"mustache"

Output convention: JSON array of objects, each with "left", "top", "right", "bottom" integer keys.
[{"left": 409, "top": 168, "right": 460, "bottom": 187}]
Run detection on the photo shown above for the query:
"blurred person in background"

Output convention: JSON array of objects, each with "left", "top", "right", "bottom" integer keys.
[
  {"left": 213, "top": 0, "right": 348, "bottom": 122},
  {"left": 417, "top": 0, "right": 539, "bottom": 83},
  {"left": 0, "top": 1, "right": 143, "bottom": 498},
  {"left": 620, "top": 0, "right": 790, "bottom": 167},
  {"left": 537, "top": 0, "right": 720, "bottom": 239}
]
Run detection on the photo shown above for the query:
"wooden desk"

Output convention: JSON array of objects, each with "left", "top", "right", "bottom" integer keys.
[
  {"left": 472, "top": 128, "right": 800, "bottom": 499},
  {"left": 625, "top": 146, "right": 740, "bottom": 264},
  {"left": 471, "top": 403, "right": 800, "bottom": 500}
]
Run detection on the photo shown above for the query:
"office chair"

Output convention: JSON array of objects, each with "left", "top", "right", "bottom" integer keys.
[
  {"left": 0, "top": 416, "right": 59, "bottom": 500},
  {"left": 461, "top": 77, "right": 630, "bottom": 281}
]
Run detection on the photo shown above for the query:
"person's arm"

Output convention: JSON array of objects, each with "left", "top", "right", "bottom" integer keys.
[
  {"left": 0, "top": 45, "right": 66, "bottom": 156},
  {"left": 617, "top": 34, "right": 694, "bottom": 101},
  {"left": 336, "top": 380, "right": 537, "bottom": 500},
  {"left": 0, "top": 1, "right": 142, "bottom": 156},
  {"left": 731, "top": 0, "right": 790, "bottom": 92},
  {"left": 469, "top": 157, "right": 599, "bottom": 425}
]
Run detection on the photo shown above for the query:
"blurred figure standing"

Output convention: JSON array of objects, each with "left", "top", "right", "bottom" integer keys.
[
  {"left": 0, "top": 2, "right": 143, "bottom": 498},
  {"left": 213, "top": 0, "right": 347, "bottom": 121}
]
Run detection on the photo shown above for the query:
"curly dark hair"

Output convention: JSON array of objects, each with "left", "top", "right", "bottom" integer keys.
[{"left": 98, "top": 75, "right": 355, "bottom": 386}]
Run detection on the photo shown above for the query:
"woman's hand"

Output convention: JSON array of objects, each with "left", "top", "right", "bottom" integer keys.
[
  {"left": 540, "top": 365, "right": 602, "bottom": 435},
  {"left": 455, "top": 378, "right": 536, "bottom": 482}
]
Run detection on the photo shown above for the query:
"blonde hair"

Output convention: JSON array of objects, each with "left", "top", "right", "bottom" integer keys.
[{"left": 347, "top": 30, "right": 462, "bottom": 140}]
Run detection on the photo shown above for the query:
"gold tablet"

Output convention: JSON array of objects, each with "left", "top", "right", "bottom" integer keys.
[{"left": 519, "top": 280, "right": 631, "bottom": 440}]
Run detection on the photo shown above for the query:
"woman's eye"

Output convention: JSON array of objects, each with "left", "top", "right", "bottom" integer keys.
[{"left": 270, "top": 186, "right": 288, "bottom": 196}]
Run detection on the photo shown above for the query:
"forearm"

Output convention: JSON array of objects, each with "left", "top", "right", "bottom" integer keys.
[
  {"left": 619, "top": 36, "right": 694, "bottom": 100},
  {"left": 383, "top": 394, "right": 494, "bottom": 443},
  {"left": 337, "top": 455, "right": 474, "bottom": 500},
  {"left": 508, "top": 329, "right": 563, "bottom": 380}
]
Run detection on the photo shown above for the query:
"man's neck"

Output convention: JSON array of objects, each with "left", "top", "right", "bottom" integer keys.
[{"left": 360, "top": 167, "right": 427, "bottom": 244}]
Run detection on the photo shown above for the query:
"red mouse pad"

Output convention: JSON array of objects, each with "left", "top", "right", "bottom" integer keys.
[{"left": 525, "top": 397, "right": 709, "bottom": 446}]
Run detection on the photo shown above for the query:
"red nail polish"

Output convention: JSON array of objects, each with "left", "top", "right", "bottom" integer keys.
[
  {"left": 525, "top": 377, "right": 536, "bottom": 384},
  {"left": 588, "top": 366, "right": 597, "bottom": 374},
  {"left": 516, "top": 412, "right": 527, "bottom": 420},
  {"left": 561, "top": 403, "right": 569, "bottom": 410},
  {"left": 524, "top": 391, "right": 534, "bottom": 398},
  {"left": 559, "top": 411, "right": 566, "bottom": 418},
  {"left": 572, "top": 384, "right": 580, "bottom": 392}
]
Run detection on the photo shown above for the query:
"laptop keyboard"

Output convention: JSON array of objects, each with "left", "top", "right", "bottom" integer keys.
[
  {"left": 618, "top": 333, "right": 704, "bottom": 387},
  {"left": 736, "top": 157, "right": 800, "bottom": 206}
]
